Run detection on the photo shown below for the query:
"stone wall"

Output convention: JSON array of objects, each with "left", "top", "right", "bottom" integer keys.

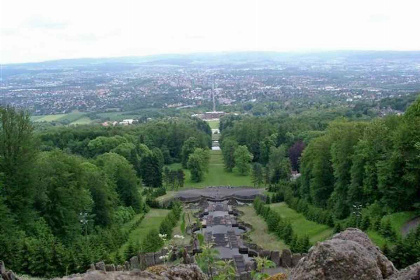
[{"left": 89, "top": 247, "right": 195, "bottom": 273}]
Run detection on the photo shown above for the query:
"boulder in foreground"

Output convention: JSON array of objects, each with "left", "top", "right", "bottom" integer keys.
[
  {"left": 55, "top": 264, "right": 207, "bottom": 280},
  {"left": 290, "top": 228, "right": 397, "bottom": 280}
]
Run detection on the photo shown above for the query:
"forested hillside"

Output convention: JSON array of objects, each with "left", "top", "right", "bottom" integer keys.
[
  {"left": 0, "top": 110, "right": 211, "bottom": 277},
  {"left": 220, "top": 95, "right": 420, "bottom": 268}
]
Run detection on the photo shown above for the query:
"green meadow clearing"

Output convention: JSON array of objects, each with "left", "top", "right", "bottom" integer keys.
[
  {"left": 206, "top": 119, "right": 220, "bottom": 129},
  {"left": 32, "top": 111, "right": 93, "bottom": 125},
  {"left": 167, "top": 150, "right": 253, "bottom": 188}
]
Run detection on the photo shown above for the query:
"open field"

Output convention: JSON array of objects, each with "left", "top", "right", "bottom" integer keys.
[
  {"left": 32, "top": 111, "right": 93, "bottom": 125},
  {"left": 206, "top": 120, "right": 220, "bottom": 129},
  {"left": 117, "top": 209, "right": 170, "bottom": 255},
  {"left": 70, "top": 116, "right": 93, "bottom": 125},
  {"left": 270, "top": 202, "right": 333, "bottom": 243},
  {"left": 240, "top": 205, "right": 289, "bottom": 250},
  {"left": 32, "top": 114, "right": 67, "bottom": 122},
  {"left": 167, "top": 150, "right": 253, "bottom": 188}
]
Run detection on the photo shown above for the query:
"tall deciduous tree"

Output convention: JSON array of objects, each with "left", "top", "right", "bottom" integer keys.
[
  {"left": 0, "top": 106, "right": 37, "bottom": 225},
  {"left": 268, "top": 145, "right": 291, "bottom": 184},
  {"left": 288, "top": 140, "right": 305, "bottom": 171},
  {"left": 234, "top": 145, "right": 253, "bottom": 175},
  {"left": 181, "top": 137, "right": 200, "bottom": 168},
  {"left": 221, "top": 138, "right": 237, "bottom": 172},
  {"left": 187, "top": 148, "right": 210, "bottom": 182},
  {"left": 34, "top": 150, "right": 93, "bottom": 240},
  {"left": 95, "top": 152, "right": 142, "bottom": 213}
]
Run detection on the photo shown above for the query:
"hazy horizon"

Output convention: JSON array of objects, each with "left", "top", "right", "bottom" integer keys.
[{"left": 1, "top": 0, "right": 420, "bottom": 64}]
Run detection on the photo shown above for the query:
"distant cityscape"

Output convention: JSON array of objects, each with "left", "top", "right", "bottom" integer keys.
[{"left": 1, "top": 52, "right": 420, "bottom": 117}]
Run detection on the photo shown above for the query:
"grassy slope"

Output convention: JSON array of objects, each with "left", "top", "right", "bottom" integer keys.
[
  {"left": 270, "top": 202, "right": 333, "bottom": 243},
  {"left": 240, "top": 205, "right": 289, "bottom": 250},
  {"left": 365, "top": 211, "right": 417, "bottom": 248},
  {"left": 32, "top": 111, "right": 92, "bottom": 124},
  {"left": 167, "top": 150, "right": 253, "bottom": 188},
  {"left": 206, "top": 120, "right": 220, "bottom": 129},
  {"left": 117, "top": 209, "right": 170, "bottom": 255},
  {"left": 70, "top": 116, "right": 92, "bottom": 125},
  {"left": 33, "top": 114, "right": 67, "bottom": 122}
]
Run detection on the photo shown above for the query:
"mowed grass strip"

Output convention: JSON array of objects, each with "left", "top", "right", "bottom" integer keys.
[
  {"left": 117, "top": 209, "right": 170, "bottom": 255},
  {"left": 240, "top": 205, "right": 289, "bottom": 251},
  {"left": 269, "top": 202, "right": 333, "bottom": 243},
  {"left": 167, "top": 150, "right": 253, "bottom": 188},
  {"left": 206, "top": 120, "right": 220, "bottom": 129}
]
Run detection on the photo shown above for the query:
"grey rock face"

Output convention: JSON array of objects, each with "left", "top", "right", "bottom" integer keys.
[
  {"left": 129, "top": 256, "right": 139, "bottom": 270},
  {"left": 289, "top": 228, "right": 399, "bottom": 280},
  {"left": 94, "top": 261, "right": 105, "bottom": 271},
  {"left": 388, "top": 262, "right": 420, "bottom": 280},
  {"left": 105, "top": 264, "right": 115, "bottom": 272},
  {"left": 270, "top": 251, "right": 280, "bottom": 266},
  {"left": 291, "top": 253, "right": 302, "bottom": 267},
  {"left": 281, "top": 249, "right": 292, "bottom": 267},
  {"left": 332, "top": 228, "right": 396, "bottom": 278},
  {"left": 145, "top": 252, "right": 156, "bottom": 267},
  {"left": 260, "top": 250, "right": 271, "bottom": 258},
  {"left": 55, "top": 264, "right": 207, "bottom": 280},
  {"left": 0, "top": 261, "right": 5, "bottom": 275},
  {"left": 161, "top": 264, "right": 207, "bottom": 280},
  {"left": 290, "top": 239, "right": 383, "bottom": 280}
]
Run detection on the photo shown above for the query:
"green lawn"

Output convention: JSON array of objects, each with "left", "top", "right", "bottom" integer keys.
[
  {"left": 70, "top": 116, "right": 92, "bottom": 125},
  {"left": 270, "top": 202, "right": 333, "bottom": 243},
  {"left": 366, "top": 230, "right": 389, "bottom": 248},
  {"left": 33, "top": 114, "right": 67, "bottom": 122},
  {"left": 240, "top": 205, "right": 289, "bottom": 250},
  {"left": 167, "top": 150, "right": 253, "bottom": 188},
  {"left": 206, "top": 120, "right": 220, "bottom": 129},
  {"left": 117, "top": 209, "right": 170, "bottom": 255},
  {"left": 32, "top": 111, "right": 92, "bottom": 125}
]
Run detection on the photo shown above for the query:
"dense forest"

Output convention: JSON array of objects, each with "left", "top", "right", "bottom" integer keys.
[
  {"left": 1, "top": 94, "right": 419, "bottom": 277},
  {"left": 220, "top": 95, "right": 420, "bottom": 268},
  {"left": 0, "top": 110, "right": 211, "bottom": 277}
]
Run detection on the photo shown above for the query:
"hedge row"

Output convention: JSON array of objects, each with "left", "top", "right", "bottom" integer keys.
[{"left": 253, "top": 197, "right": 310, "bottom": 253}]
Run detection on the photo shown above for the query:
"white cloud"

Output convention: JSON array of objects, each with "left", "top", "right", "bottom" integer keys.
[{"left": 1, "top": 0, "right": 420, "bottom": 63}]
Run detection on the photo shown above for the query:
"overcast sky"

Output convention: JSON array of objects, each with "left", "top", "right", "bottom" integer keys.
[{"left": 1, "top": 0, "right": 420, "bottom": 64}]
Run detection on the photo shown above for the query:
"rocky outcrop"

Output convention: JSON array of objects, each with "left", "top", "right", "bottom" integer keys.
[
  {"left": 56, "top": 264, "right": 207, "bottom": 280},
  {"left": 332, "top": 228, "right": 396, "bottom": 278},
  {"left": 289, "top": 228, "right": 397, "bottom": 280},
  {"left": 0, "top": 261, "right": 20, "bottom": 280},
  {"left": 388, "top": 262, "right": 420, "bottom": 280}
]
